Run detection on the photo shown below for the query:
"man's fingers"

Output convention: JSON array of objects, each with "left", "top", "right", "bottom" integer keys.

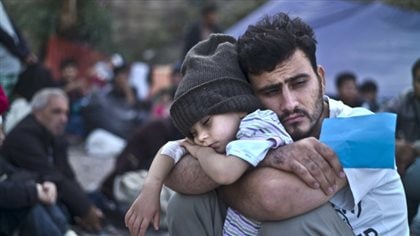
[
  {"left": 310, "top": 154, "right": 337, "bottom": 195},
  {"left": 315, "top": 141, "right": 345, "bottom": 178},
  {"left": 290, "top": 161, "right": 319, "bottom": 189}
]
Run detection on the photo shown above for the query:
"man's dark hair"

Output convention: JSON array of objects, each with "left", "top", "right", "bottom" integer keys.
[
  {"left": 335, "top": 72, "right": 357, "bottom": 89},
  {"left": 237, "top": 13, "right": 318, "bottom": 76},
  {"left": 412, "top": 58, "right": 420, "bottom": 80},
  {"left": 359, "top": 80, "right": 377, "bottom": 93}
]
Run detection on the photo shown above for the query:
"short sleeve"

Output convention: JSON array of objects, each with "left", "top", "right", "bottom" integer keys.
[{"left": 226, "top": 109, "right": 293, "bottom": 166}]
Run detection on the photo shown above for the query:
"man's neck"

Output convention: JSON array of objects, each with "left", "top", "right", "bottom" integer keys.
[{"left": 310, "top": 100, "right": 330, "bottom": 139}]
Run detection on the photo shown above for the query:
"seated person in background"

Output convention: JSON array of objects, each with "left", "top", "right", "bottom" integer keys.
[
  {"left": 360, "top": 79, "right": 380, "bottom": 112},
  {"left": 334, "top": 71, "right": 363, "bottom": 107},
  {"left": 0, "top": 88, "right": 104, "bottom": 233},
  {"left": 0, "top": 159, "right": 75, "bottom": 236},
  {"left": 382, "top": 58, "right": 420, "bottom": 231},
  {"left": 0, "top": 85, "right": 75, "bottom": 236},
  {"left": 57, "top": 58, "right": 91, "bottom": 142},
  {"left": 82, "top": 64, "right": 151, "bottom": 140}
]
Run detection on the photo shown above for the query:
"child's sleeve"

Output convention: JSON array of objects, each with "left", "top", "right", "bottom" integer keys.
[{"left": 226, "top": 110, "right": 293, "bottom": 166}]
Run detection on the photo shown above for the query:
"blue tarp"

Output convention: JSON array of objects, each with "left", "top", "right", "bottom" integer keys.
[{"left": 225, "top": 0, "right": 420, "bottom": 99}]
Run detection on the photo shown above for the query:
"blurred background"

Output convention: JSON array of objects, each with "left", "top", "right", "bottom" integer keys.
[
  {"left": 1, "top": 0, "right": 420, "bottom": 235},
  {"left": 3, "top": 0, "right": 420, "bottom": 99}
]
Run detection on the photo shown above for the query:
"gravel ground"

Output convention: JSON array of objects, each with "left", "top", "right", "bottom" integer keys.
[
  {"left": 68, "top": 143, "right": 168, "bottom": 236},
  {"left": 68, "top": 143, "right": 116, "bottom": 192}
]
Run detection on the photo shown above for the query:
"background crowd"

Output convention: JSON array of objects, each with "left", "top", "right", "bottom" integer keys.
[{"left": 0, "top": 0, "right": 419, "bottom": 235}]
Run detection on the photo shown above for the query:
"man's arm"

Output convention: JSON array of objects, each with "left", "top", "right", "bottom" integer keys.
[
  {"left": 220, "top": 138, "right": 347, "bottom": 220},
  {"left": 220, "top": 167, "right": 347, "bottom": 221},
  {"left": 165, "top": 137, "right": 344, "bottom": 195}
]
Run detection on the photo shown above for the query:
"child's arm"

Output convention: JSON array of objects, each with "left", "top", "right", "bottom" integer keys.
[
  {"left": 182, "top": 140, "right": 250, "bottom": 185},
  {"left": 125, "top": 141, "right": 185, "bottom": 236}
]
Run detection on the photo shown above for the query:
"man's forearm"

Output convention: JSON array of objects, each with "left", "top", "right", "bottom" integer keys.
[
  {"left": 164, "top": 154, "right": 220, "bottom": 194},
  {"left": 220, "top": 167, "right": 345, "bottom": 221}
]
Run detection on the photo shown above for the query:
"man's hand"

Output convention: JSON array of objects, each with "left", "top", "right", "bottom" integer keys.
[
  {"left": 395, "top": 140, "right": 416, "bottom": 176},
  {"left": 74, "top": 206, "right": 104, "bottom": 233},
  {"left": 37, "top": 181, "right": 57, "bottom": 205},
  {"left": 262, "top": 137, "right": 345, "bottom": 195}
]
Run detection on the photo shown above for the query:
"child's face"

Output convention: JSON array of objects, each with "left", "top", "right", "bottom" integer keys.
[{"left": 190, "top": 112, "right": 245, "bottom": 153}]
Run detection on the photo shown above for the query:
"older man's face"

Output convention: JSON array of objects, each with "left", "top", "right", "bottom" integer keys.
[{"left": 35, "top": 96, "right": 69, "bottom": 136}]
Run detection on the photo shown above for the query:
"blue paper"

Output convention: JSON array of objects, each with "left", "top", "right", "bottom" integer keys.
[{"left": 319, "top": 113, "right": 396, "bottom": 169}]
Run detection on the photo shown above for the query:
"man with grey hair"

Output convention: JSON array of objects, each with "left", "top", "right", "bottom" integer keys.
[{"left": 1, "top": 88, "right": 104, "bottom": 232}]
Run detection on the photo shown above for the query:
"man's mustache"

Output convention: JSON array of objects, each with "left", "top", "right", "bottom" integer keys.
[{"left": 279, "top": 108, "right": 309, "bottom": 123}]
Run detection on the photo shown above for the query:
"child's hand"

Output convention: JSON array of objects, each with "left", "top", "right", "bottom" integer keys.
[
  {"left": 181, "top": 139, "right": 214, "bottom": 158},
  {"left": 125, "top": 185, "right": 161, "bottom": 236}
]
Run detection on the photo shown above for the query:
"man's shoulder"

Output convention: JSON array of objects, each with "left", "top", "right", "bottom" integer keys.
[
  {"left": 328, "top": 97, "right": 373, "bottom": 118},
  {"left": 5, "top": 114, "right": 44, "bottom": 142}
]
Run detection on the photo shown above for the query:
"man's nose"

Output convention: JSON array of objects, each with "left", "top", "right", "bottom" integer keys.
[
  {"left": 281, "top": 88, "right": 298, "bottom": 112},
  {"left": 61, "top": 113, "right": 68, "bottom": 124}
]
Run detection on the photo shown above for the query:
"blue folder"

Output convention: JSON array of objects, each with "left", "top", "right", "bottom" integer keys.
[{"left": 319, "top": 113, "right": 396, "bottom": 169}]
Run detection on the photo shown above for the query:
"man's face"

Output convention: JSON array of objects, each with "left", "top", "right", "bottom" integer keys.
[
  {"left": 61, "top": 65, "right": 79, "bottom": 82},
  {"left": 249, "top": 50, "right": 326, "bottom": 140},
  {"left": 34, "top": 96, "right": 69, "bottom": 136},
  {"left": 414, "top": 68, "right": 420, "bottom": 98},
  {"left": 338, "top": 79, "right": 359, "bottom": 106}
]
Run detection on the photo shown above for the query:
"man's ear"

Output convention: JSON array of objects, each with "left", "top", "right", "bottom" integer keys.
[{"left": 317, "top": 66, "right": 326, "bottom": 93}]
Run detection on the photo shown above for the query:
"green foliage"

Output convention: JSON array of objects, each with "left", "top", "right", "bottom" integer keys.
[
  {"left": 3, "top": 0, "right": 60, "bottom": 54},
  {"left": 76, "top": 0, "right": 114, "bottom": 52},
  {"left": 3, "top": 0, "right": 114, "bottom": 55}
]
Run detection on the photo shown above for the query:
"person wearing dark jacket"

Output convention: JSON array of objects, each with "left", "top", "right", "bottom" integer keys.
[
  {"left": 0, "top": 88, "right": 103, "bottom": 232},
  {"left": 0, "top": 158, "right": 73, "bottom": 236},
  {"left": 181, "top": 2, "right": 221, "bottom": 59},
  {"left": 0, "top": 84, "right": 72, "bottom": 236}
]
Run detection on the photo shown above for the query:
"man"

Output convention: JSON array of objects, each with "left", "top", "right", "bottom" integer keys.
[
  {"left": 165, "top": 13, "right": 408, "bottom": 235},
  {"left": 82, "top": 65, "right": 150, "bottom": 140},
  {"left": 334, "top": 72, "right": 363, "bottom": 107},
  {"left": 0, "top": 88, "right": 103, "bottom": 232},
  {"left": 0, "top": 158, "right": 73, "bottom": 236},
  {"left": 383, "top": 58, "right": 420, "bottom": 232},
  {"left": 360, "top": 79, "right": 380, "bottom": 112},
  {"left": 181, "top": 2, "right": 221, "bottom": 59}
]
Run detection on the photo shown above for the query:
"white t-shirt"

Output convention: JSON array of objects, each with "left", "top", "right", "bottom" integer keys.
[{"left": 328, "top": 97, "right": 409, "bottom": 236}]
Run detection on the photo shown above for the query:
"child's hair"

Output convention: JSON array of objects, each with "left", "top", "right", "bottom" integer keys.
[{"left": 170, "top": 34, "right": 262, "bottom": 138}]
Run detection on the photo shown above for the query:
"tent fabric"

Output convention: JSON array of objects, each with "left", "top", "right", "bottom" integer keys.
[{"left": 225, "top": 0, "right": 420, "bottom": 99}]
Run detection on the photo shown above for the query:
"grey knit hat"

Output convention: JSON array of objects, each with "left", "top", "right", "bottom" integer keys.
[{"left": 170, "top": 34, "right": 262, "bottom": 138}]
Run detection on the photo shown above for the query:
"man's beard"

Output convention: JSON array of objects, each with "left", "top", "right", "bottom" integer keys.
[{"left": 281, "top": 89, "right": 324, "bottom": 140}]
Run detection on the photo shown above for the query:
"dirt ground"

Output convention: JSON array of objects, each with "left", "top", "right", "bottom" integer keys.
[{"left": 68, "top": 143, "right": 168, "bottom": 236}]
